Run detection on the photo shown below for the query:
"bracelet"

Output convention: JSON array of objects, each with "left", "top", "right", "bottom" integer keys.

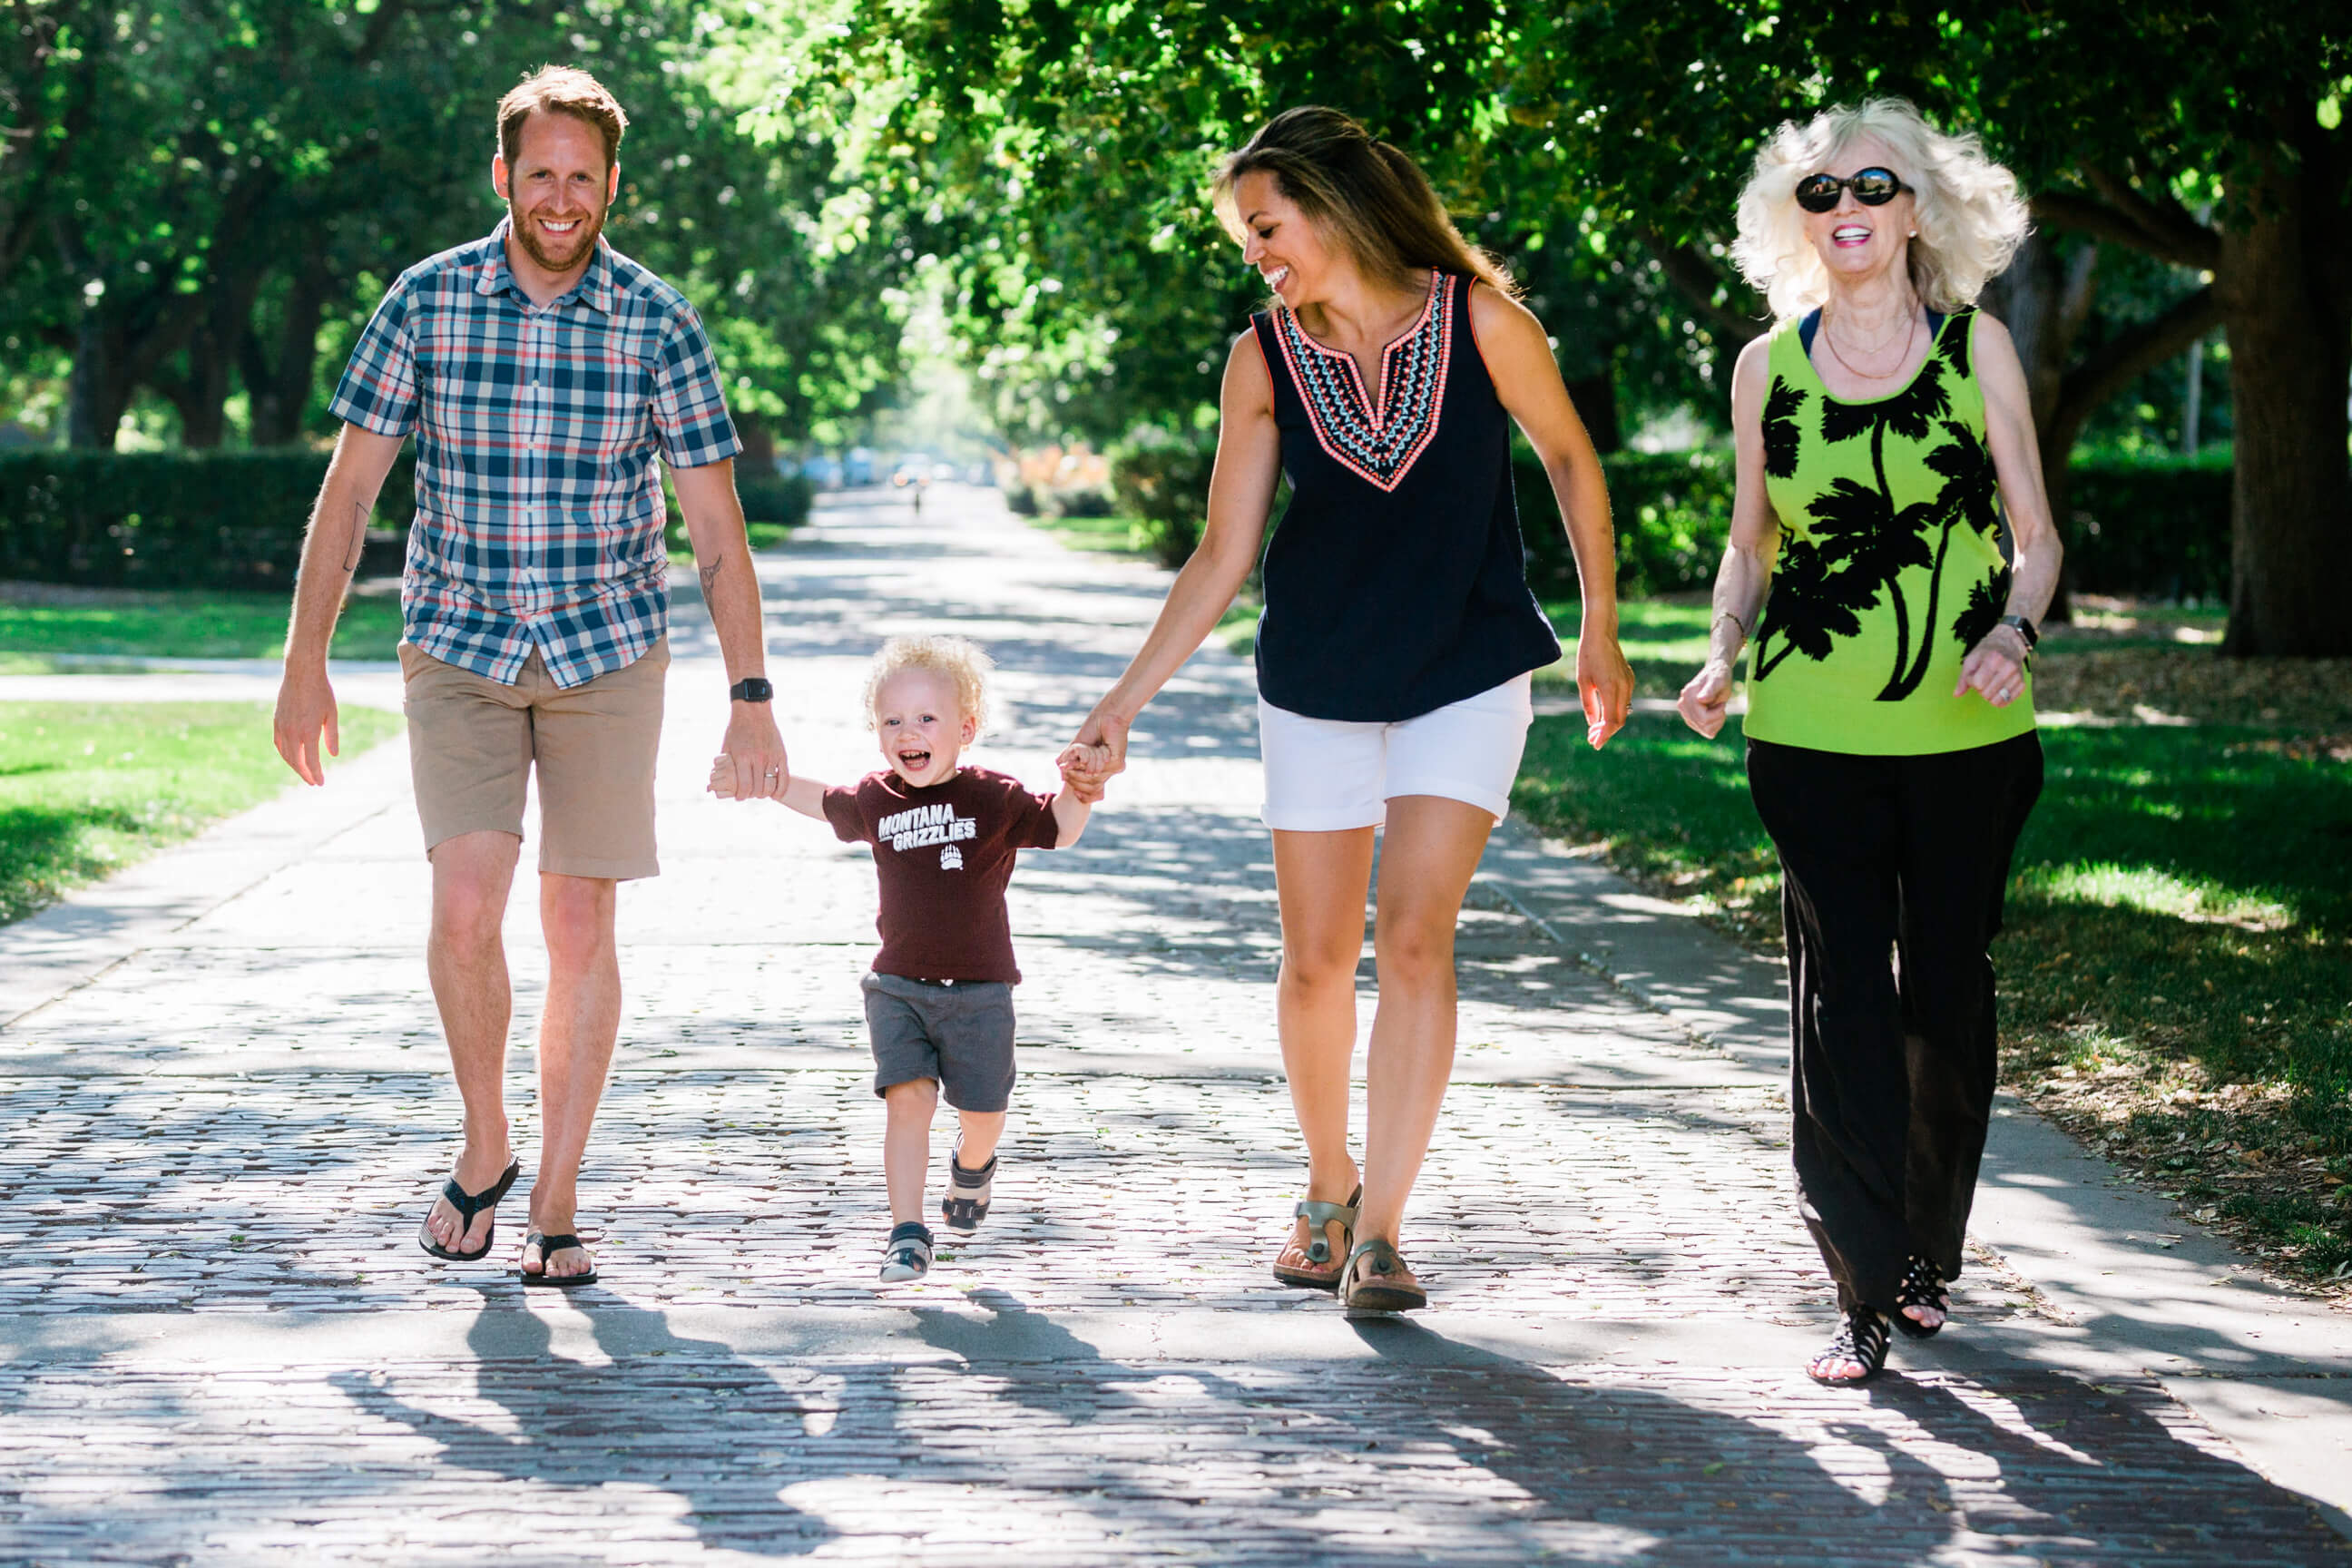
[{"left": 1712, "top": 610, "right": 1749, "bottom": 642}]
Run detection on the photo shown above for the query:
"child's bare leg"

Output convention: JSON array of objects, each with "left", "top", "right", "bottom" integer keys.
[
  {"left": 883, "top": 1078, "right": 939, "bottom": 1226},
  {"left": 955, "top": 1109, "right": 1006, "bottom": 1169}
]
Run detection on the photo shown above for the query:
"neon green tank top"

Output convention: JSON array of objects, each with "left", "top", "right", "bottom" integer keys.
[{"left": 1744, "top": 308, "right": 2035, "bottom": 754}]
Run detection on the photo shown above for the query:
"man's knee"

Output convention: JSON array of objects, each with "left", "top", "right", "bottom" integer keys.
[
  {"left": 541, "top": 873, "right": 618, "bottom": 964},
  {"left": 430, "top": 832, "right": 520, "bottom": 947}
]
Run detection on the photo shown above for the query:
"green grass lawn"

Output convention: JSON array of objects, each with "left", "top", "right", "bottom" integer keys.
[
  {"left": 1535, "top": 596, "right": 1712, "bottom": 697},
  {"left": 0, "top": 701, "right": 404, "bottom": 926},
  {"left": 1026, "top": 511, "right": 1149, "bottom": 556},
  {"left": 0, "top": 588, "right": 407, "bottom": 665},
  {"left": 1513, "top": 679, "right": 2352, "bottom": 1281}
]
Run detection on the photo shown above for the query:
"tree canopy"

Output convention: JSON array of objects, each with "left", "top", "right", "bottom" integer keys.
[
  {"left": 3, "top": 0, "right": 2344, "bottom": 650},
  {"left": 0, "top": 0, "right": 912, "bottom": 452},
  {"left": 741, "top": 0, "right": 2348, "bottom": 652}
]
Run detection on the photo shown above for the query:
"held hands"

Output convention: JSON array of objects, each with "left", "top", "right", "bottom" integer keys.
[
  {"left": 1058, "top": 743, "right": 1114, "bottom": 805},
  {"left": 720, "top": 702, "right": 789, "bottom": 801},
  {"left": 708, "top": 752, "right": 742, "bottom": 799},
  {"left": 1677, "top": 659, "right": 1737, "bottom": 740},
  {"left": 1055, "top": 708, "right": 1131, "bottom": 797},
  {"left": 1956, "top": 623, "right": 2033, "bottom": 707}
]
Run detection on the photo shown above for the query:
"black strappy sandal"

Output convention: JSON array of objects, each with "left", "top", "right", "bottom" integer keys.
[
  {"left": 1894, "top": 1254, "right": 1949, "bottom": 1340},
  {"left": 1271, "top": 1184, "right": 1362, "bottom": 1290},
  {"left": 416, "top": 1156, "right": 520, "bottom": 1262},
  {"left": 1807, "top": 1308, "right": 1892, "bottom": 1386},
  {"left": 518, "top": 1231, "right": 598, "bottom": 1289}
]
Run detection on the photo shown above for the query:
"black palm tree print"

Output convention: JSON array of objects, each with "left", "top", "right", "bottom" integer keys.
[
  {"left": 1759, "top": 313, "right": 1997, "bottom": 701},
  {"left": 1761, "top": 377, "right": 1805, "bottom": 479},
  {"left": 1951, "top": 564, "right": 2013, "bottom": 654},
  {"left": 1754, "top": 537, "right": 1870, "bottom": 677},
  {"left": 1880, "top": 414, "right": 2003, "bottom": 700}
]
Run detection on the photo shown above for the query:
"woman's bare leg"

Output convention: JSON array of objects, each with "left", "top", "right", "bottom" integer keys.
[
  {"left": 1356, "top": 795, "right": 1497, "bottom": 1257},
  {"left": 1270, "top": 826, "right": 1375, "bottom": 1268}
]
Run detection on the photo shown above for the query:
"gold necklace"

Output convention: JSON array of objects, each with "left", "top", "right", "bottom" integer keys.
[{"left": 1822, "top": 306, "right": 1919, "bottom": 381}]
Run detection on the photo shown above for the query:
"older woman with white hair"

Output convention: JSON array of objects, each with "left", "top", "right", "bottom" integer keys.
[{"left": 1676, "top": 98, "right": 2062, "bottom": 1385}]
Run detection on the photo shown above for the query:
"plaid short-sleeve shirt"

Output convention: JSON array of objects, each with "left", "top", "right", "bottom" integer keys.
[{"left": 329, "top": 219, "right": 740, "bottom": 688}]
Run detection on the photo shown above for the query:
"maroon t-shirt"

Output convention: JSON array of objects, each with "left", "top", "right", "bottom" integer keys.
[{"left": 822, "top": 766, "right": 1062, "bottom": 984}]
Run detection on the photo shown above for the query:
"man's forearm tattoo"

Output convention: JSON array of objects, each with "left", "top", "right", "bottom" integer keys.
[
  {"left": 339, "top": 501, "right": 368, "bottom": 574},
  {"left": 700, "top": 555, "right": 723, "bottom": 596}
]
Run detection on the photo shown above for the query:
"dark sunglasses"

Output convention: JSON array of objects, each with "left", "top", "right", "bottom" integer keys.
[{"left": 1795, "top": 167, "right": 1908, "bottom": 213}]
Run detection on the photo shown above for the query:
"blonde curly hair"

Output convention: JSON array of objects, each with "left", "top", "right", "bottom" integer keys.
[
  {"left": 1730, "top": 97, "right": 2030, "bottom": 321},
  {"left": 862, "top": 634, "right": 994, "bottom": 737}
]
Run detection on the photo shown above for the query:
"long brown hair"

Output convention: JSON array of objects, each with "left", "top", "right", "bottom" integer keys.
[{"left": 1213, "top": 106, "right": 1515, "bottom": 300}]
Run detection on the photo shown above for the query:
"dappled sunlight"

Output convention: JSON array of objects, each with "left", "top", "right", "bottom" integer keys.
[{"left": 2024, "top": 861, "right": 2294, "bottom": 932}]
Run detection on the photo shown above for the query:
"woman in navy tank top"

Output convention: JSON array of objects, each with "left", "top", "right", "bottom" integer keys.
[{"left": 1063, "top": 108, "right": 1632, "bottom": 1312}]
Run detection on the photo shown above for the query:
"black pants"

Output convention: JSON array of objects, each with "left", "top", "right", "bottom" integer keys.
[{"left": 1747, "top": 732, "right": 2043, "bottom": 1315}]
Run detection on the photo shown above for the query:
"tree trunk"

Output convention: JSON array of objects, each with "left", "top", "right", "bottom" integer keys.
[
  {"left": 735, "top": 411, "right": 777, "bottom": 471},
  {"left": 162, "top": 347, "right": 236, "bottom": 447},
  {"left": 2217, "top": 186, "right": 2352, "bottom": 656},
  {"left": 1565, "top": 371, "right": 1621, "bottom": 454},
  {"left": 64, "top": 312, "right": 131, "bottom": 449},
  {"left": 1983, "top": 230, "right": 2097, "bottom": 619},
  {"left": 243, "top": 256, "right": 330, "bottom": 446}
]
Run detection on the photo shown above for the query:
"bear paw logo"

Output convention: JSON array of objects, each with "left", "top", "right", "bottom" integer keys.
[{"left": 939, "top": 844, "right": 964, "bottom": 871}]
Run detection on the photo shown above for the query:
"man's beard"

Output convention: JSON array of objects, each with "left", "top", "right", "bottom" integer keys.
[{"left": 508, "top": 202, "right": 605, "bottom": 274}]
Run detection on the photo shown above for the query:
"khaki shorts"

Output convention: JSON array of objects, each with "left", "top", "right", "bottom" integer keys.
[{"left": 398, "top": 639, "right": 669, "bottom": 880}]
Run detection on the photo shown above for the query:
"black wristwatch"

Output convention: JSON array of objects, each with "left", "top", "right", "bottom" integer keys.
[
  {"left": 729, "top": 676, "right": 774, "bottom": 703},
  {"left": 1997, "top": 614, "right": 2039, "bottom": 648}
]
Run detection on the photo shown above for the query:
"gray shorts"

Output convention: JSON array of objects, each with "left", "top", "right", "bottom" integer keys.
[{"left": 860, "top": 972, "right": 1017, "bottom": 1112}]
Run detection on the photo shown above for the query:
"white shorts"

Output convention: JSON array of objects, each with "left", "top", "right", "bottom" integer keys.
[{"left": 1259, "top": 673, "right": 1536, "bottom": 832}]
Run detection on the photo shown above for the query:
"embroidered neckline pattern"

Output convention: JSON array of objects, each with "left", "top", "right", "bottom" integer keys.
[{"left": 1271, "top": 272, "right": 1454, "bottom": 493}]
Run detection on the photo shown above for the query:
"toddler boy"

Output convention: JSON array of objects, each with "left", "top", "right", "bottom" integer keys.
[{"left": 711, "top": 635, "right": 1103, "bottom": 1279}]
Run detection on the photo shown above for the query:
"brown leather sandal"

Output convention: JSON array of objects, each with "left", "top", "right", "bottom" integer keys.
[
  {"left": 1270, "top": 1184, "right": 1361, "bottom": 1289},
  {"left": 1339, "top": 1238, "right": 1427, "bottom": 1315}
]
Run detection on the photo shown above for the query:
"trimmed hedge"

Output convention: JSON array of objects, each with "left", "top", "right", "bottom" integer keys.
[
  {"left": 0, "top": 448, "right": 810, "bottom": 590},
  {"left": 1517, "top": 449, "right": 1732, "bottom": 599},
  {"left": 0, "top": 450, "right": 341, "bottom": 591},
  {"left": 737, "top": 471, "right": 815, "bottom": 526},
  {"left": 1109, "top": 433, "right": 1216, "bottom": 568},
  {"left": 1114, "top": 436, "right": 2232, "bottom": 602},
  {"left": 2060, "top": 457, "right": 2231, "bottom": 602}
]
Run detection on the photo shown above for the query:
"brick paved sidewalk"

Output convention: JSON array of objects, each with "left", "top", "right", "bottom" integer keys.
[{"left": 1, "top": 485, "right": 2345, "bottom": 1564}]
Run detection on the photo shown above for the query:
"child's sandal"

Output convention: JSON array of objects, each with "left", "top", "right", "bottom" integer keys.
[
  {"left": 1270, "top": 1184, "right": 1361, "bottom": 1290},
  {"left": 941, "top": 1144, "right": 995, "bottom": 1235},
  {"left": 877, "top": 1221, "right": 933, "bottom": 1282}
]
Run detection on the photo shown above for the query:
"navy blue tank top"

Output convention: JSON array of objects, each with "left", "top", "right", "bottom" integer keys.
[{"left": 1249, "top": 272, "right": 1561, "bottom": 722}]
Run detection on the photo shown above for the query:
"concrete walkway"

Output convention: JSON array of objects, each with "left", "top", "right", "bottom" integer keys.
[{"left": 1, "top": 485, "right": 2346, "bottom": 1564}]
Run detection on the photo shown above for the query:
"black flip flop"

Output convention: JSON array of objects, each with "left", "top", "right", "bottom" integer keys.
[
  {"left": 519, "top": 1230, "right": 599, "bottom": 1289},
  {"left": 416, "top": 1157, "right": 521, "bottom": 1262}
]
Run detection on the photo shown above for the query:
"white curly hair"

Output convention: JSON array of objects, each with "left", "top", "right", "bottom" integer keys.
[
  {"left": 1730, "top": 97, "right": 2030, "bottom": 321},
  {"left": 863, "top": 634, "right": 994, "bottom": 737}
]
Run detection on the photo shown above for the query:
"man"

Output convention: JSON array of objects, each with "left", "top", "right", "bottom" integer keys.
[{"left": 273, "top": 66, "right": 786, "bottom": 1286}]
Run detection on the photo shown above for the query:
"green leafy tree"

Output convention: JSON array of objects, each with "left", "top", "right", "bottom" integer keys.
[
  {"left": 3, "top": 0, "right": 907, "bottom": 454},
  {"left": 1523, "top": 0, "right": 2351, "bottom": 653}
]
